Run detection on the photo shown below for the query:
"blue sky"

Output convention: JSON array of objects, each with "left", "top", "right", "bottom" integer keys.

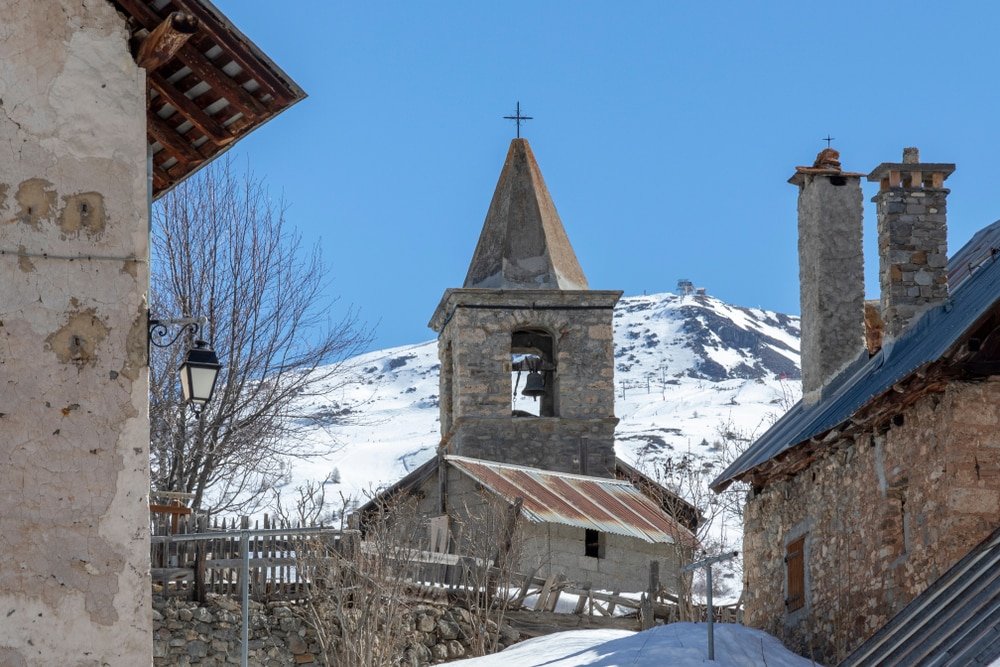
[{"left": 208, "top": 1, "right": 1000, "bottom": 349}]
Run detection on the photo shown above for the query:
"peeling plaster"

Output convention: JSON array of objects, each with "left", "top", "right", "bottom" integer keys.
[
  {"left": 14, "top": 178, "right": 57, "bottom": 228},
  {"left": 15, "top": 245, "right": 34, "bottom": 273},
  {"left": 59, "top": 191, "right": 106, "bottom": 238},
  {"left": 45, "top": 307, "right": 110, "bottom": 367},
  {"left": 0, "top": 1, "right": 151, "bottom": 661}
]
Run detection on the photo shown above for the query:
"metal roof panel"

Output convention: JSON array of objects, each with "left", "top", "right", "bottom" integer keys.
[
  {"left": 712, "top": 226, "right": 1000, "bottom": 491},
  {"left": 447, "top": 456, "right": 695, "bottom": 546}
]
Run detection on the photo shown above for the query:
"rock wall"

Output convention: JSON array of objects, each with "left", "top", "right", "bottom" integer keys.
[
  {"left": 153, "top": 595, "right": 520, "bottom": 666},
  {"left": 431, "top": 288, "right": 621, "bottom": 477},
  {"left": 0, "top": 2, "right": 152, "bottom": 664},
  {"left": 742, "top": 379, "right": 1000, "bottom": 664}
]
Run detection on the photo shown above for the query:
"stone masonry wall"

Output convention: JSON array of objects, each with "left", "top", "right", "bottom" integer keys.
[
  {"left": 153, "top": 595, "right": 520, "bottom": 666},
  {"left": 0, "top": 3, "right": 152, "bottom": 664},
  {"left": 794, "top": 172, "right": 865, "bottom": 401},
  {"left": 425, "top": 471, "right": 683, "bottom": 594},
  {"left": 520, "top": 522, "right": 684, "bottom": 594},
  {"left": 875, "top": 187, "right": 950, "bottom": 338},
  {"left": 432, "top": 288, "right": 621, "bottom": 477},
  {"left": 742, "top": 379, "right": 1000, "bottom": 664}
]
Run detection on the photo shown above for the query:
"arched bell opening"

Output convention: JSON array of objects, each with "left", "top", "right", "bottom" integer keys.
[{"left": 511, "top": 328, "right": 557, "bottom": 417}]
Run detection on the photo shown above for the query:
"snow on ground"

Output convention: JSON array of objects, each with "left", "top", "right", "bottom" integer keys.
[{"left": 450, "top": 624, "right": 818, "bottom": 667}]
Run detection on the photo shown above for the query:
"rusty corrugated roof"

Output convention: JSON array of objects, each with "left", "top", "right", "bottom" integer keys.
[{"left": 446, "top": 456, "right": 695, "bottom": 546}]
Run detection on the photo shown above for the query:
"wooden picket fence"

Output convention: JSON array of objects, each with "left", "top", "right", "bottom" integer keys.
[
  {"left": 149, "top": 502, "right": 741, "bottom": 627},
  {"left": 150, "top": 504, "right": 346, "bottom": 601}
]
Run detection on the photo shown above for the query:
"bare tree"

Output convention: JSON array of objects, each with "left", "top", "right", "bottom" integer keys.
[
  {"left": 287, "top": 490, "right": 424, "bottom": 666},
  {"left": 149, "top": 158, "right": 371, "bottom": 513},
  {"left": 448, "top": 495, "right": 524, "bottom": 657}
]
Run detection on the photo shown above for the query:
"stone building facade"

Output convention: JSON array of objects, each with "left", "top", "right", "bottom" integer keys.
[
  {"left": 1, "top": 3, "right": 302, "bottom": 663},
  {"left": 1, "top": 5, "right": 153, "bottom": 664},
  {"left": 712, "top": 148, "right": 1000, "bottom": 664},
  {"left": 429, "top": 288, "right": 620, "bottom": 477}
]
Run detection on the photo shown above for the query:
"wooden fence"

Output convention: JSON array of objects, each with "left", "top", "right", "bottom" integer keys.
[
  {"left": 150, "top": 509, "right": 348, "bottom": 602},
  {"left": 150, "top": 507, "right": 741, "bottom": 626}
]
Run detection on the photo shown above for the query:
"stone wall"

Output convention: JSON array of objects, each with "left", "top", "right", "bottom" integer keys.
[
  {"left": 520, "top": 522, "right": 685, "bottom": 594},
  {"left": 875, "top": 186, "right": 950, "bottom": 338},
  {"left": 431, "top": 288, "right": 621, "bottom": 477},
  {"left": 416, "top": 470, "right": 685, "bottom": 595},
  {"left": 792, "top": 169, "right": 865, "bottom": 401},
  {"left": 153, "top": 595, "right": 520, "bottom": 666},
  {"left": 742, "top": 379, "right": 1000, "bottom": 664},
  {"left": 0, "top": 2, "right": 152, "bottom": 664}
]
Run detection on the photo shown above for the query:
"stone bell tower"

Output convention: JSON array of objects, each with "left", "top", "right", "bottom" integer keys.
[{"left": 429, "top": 139, "right": 621, "bottom": 477}]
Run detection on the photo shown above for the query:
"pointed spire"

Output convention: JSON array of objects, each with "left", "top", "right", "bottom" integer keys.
[{"left": 463, "top": 139, "right": 589, "bottom": 290}]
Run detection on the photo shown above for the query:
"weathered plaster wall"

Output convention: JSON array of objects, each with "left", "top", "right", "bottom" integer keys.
[
  {"left": 0, "top": 2, "right": 152, "bottom": 664},
  {"left": 794, "top": 172, "right": 865, "bottom": 402},
  {"left": 742, "top": 380, "right": 1000, "bottom": 664}
]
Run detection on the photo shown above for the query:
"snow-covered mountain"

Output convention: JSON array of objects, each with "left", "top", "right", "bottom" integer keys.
[{"left": 287, "top": 290, "right": 801, "bottom": 513}]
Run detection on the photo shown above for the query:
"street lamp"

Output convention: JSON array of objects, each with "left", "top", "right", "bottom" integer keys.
[
  {"left": 149, "top": 314, "right": 222, "bottom": 410},
  {"left": 178, "top": 339, "right": 222, "bottom": 407}
]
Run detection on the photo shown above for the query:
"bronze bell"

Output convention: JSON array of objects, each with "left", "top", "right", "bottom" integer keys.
[{"left": 522, "top": 370, "right": 546, "bottom": 399}]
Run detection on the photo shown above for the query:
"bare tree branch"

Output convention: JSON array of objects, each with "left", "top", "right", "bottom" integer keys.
[{"left": 150, "top": 158, "right": 372, "bottom": 513}]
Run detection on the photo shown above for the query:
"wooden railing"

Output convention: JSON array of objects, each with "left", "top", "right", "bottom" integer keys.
[{"left": 150, "top": 510, "right": 742, "bottom": 627}]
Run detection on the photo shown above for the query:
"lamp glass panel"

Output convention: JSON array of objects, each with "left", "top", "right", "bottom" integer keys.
[
  {"left": 187, "top": 365, "right": 218, "bottom": 404},
  {"left": 180, "top": 366, "right": 194, "bottom": 403}
]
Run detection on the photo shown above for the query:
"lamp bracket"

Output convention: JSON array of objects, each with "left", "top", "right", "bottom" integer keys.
[{"left": 148, "top": 313, "right": 208, "bottom": 349}]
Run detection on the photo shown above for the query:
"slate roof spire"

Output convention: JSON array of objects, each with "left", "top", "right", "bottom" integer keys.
[{"left": 463, "top": 138, "right": 589, "bottom": 290}]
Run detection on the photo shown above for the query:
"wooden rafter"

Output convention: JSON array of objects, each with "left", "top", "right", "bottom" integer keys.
[
  {"left": 171, "top": 0, "right": 290, "bottom": 104},
  {"left": 111, "top": 0, "right": 304, "bottom": 197},
  {"left": 136, "top": 11, "right": 198, "bottom": 72},
  {"left": 148, "top": 113, "right": 206, "bottom": 166},
  {"left": 148, "top": 72, "right": 234, "bottom": 145}
]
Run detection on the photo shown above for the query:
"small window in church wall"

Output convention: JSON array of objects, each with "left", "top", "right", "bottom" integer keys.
[
  {"left": 585, "top": 529, "right": 605, "bottom": 558},
  {"left": 511, "top": 329, "right": 557, "bottom": 417},
  {"left": 785, "top": 536, "right": 806, "bottom": 612}
]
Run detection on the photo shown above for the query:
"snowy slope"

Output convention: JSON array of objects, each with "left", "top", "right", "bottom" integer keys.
[
  {"left": 288, "top": 290, "right": 799, "bottom": 499},
  {"left": 282, "top": 290, "right": 801, "bottom": 595},
  {"left": 450, "top": 624, "right": 817, "bottom": 667}
]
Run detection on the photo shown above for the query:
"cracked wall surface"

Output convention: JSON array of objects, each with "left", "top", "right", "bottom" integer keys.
[{"left": 0, "top": 1, "right": 152, "bottom": 664}]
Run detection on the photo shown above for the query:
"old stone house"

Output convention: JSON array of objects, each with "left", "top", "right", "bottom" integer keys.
[
  {"left": 365, "top": 138, "right": 697, "bottom": 594},
  {"left": 712, "top": 147, "right": 1000, "bottom": 664},
  {"left": 1, "top": 2, "right": 301, "bottom": 663}
]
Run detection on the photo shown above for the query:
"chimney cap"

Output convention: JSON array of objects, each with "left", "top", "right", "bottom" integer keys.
[
  {"left": 788, "top": 148, "right": 864, "bottom": 185},
  {"left": 868, "top": 147, "right": 955, "bottom": 183}
]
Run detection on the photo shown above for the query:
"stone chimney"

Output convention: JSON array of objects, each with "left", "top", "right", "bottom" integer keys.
[
  {"left": 789, "top": 149, "right": 866, "bottom": 403},
  {"left": 867, "top": 148, "right": 955, "bottom": 339}
]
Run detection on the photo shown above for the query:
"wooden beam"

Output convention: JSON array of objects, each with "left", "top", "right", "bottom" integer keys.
[
  {"left": 114, "top": 0, "right": 267, "bottom": 119},
  {"left": 136, "top": 12, "right": 199, "bottom": 72},
  {"left": 149, "top": 72, "right": 234, "bottom": 144},
  {"left": 171, "top": 0, "right": 291, "bottom": 103},
  {"left": 176, "top": 43, "right": 268, "bottom": 119},
  {"left": 148, "top": 113, "right": 206, "bottom": 166}
]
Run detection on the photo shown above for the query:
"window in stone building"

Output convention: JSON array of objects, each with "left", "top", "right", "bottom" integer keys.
[
  {"left": 785, "top": 536, "right": 806, "bottom": 612},
  {"left": 511, "top": 328, "right": 557, "bottom": 417},
  {"left": 585, "top": 529, "right": 605, "bottom": 558}
]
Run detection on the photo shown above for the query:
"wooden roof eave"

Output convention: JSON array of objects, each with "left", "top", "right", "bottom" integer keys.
[
  {"left": 734, "top": 359, "right": 963, "bottom": 492},
  {"left": 110, "top": 0, "right": 306, "bottom": 198}
]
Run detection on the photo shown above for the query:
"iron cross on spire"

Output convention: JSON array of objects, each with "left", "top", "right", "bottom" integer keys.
[
  {"left": 504, "top": 101, "right": 533, "bottom": 138},
  {"left": 823, "top": 135, "right": 835, "bottom": 148}
]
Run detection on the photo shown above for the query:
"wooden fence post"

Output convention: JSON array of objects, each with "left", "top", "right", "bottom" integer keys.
[{"left": 194, "top": 514, "right": 207, "bottom": 604}]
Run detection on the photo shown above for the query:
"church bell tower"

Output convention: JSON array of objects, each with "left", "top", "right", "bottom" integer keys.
[{"left": 428, "top": 139, "right": 621, "bottom": 477}]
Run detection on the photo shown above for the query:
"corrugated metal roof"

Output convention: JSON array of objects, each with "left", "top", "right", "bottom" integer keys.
[
  {"left": 447, "top": 456, "right": 695, "bottom": 546},
  {"left": 712, "top": 225, "right": 1000, "bottom": 491},
  {"left": 840, "top": 524, "right": 1000, "bottom": 667}
]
